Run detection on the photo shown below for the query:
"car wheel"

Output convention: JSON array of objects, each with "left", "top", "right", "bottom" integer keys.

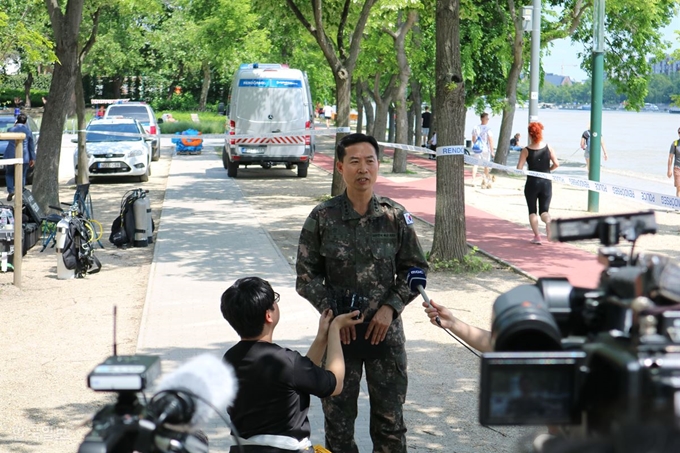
[
  {"left": 140, "top": 163, "right": 150, "bottom": 182},
  {"left": 261, "top": 162, "right": 272, "bottom": 169},
  {"left": 222, "top": 147, "right": 229, "bottom": 169},
  {"left": 152, "top": 144, "right": 160, "bottom": 162},
  {"left": 227, "top": 160, "right": 238, "bottom": 178},
  {"left": 297, "top": 162, "right": 309, "bottom": 178}
]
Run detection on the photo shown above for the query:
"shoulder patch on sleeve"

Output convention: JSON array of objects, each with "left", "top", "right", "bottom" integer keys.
[
  {"left": 303, "top": 216, "right": 317, "bottom": 233},
  {"left": 403, "top": 212, "right": 414, "bottom": 225}
]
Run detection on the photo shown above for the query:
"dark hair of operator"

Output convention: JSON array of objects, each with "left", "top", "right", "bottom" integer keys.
[
  {"left": 220, "top": 276, "right": 276, "bottom": 338},
  {"left": 336, "top": 133, "right": 379, "bottom": 161}
]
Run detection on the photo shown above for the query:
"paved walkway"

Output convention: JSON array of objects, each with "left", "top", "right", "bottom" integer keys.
[{"left": 136, "top": 146, "right": 604, "bottom": 451}]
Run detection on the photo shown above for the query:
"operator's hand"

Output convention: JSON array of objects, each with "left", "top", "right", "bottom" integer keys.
[
  {"left": 366, "top": 305, "right": 394, "bottom": 345},
  {"left": 332, "top": 311, "right": 364, "bottom": 330},
  {"left": 316, "top": 309, "right": 334, "bottom": 341},
  {"left": 423, "top": 299, "right": 452, "bottom": 330}
]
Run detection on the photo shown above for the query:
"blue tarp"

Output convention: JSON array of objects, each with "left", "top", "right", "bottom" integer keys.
[{"left": 172, "top": 129, "right": 203, "bottom": 153}]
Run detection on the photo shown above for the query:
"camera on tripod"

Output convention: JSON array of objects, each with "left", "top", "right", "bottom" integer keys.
[{"left": 478, "top": 211, "right": 680, "bottom": 439}]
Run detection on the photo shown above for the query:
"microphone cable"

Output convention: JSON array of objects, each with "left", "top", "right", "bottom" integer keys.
[{"left": 433, "top": 322, "right": 481, "bottom": 358}]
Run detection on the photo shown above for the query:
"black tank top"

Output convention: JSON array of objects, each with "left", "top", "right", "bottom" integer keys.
[{"left": 526, "top": 145, "right": 551, "bottom": 173}]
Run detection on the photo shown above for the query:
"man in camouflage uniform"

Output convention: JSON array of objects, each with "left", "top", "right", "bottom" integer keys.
[{"left": 296, "top": 133, "right": 428, "bottom": 453}]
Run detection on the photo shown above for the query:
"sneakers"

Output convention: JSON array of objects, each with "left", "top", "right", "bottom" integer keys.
[
  {"left": 530, "top": 235, "right": 542, "bottom": 245},
  {"left": 481, "top": 179, "right": 492, "bottom": 189},
  {"left": 7, "top": 193, "right": 13, "bottom": 202}
]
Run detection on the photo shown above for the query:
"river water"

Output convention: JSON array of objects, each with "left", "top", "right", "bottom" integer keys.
[{"left": 471, "top": 108, "right": 680, "bottom": 197}]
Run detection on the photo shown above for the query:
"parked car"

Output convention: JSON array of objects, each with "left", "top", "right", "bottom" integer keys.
[
  {"left": 104, "top": 102, "right": 161, "bottom": 161},
  {"left": 0, "top": 113, "right": 40, "bottom": 185},
  {"left": 73, "top": 118, "right": 152, "bottom": 182}
]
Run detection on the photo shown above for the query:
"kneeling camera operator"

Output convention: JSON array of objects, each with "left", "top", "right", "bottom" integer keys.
[{"left": 428, "top": 211, "right": 680, "bottom": 453}]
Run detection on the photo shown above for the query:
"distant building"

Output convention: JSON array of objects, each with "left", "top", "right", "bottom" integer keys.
[
  {"left": 650, "top": 56, "right": 680, "bottom": 75},
  {"left": 544, "top": 73, "right": 573, "bottom": 87}
]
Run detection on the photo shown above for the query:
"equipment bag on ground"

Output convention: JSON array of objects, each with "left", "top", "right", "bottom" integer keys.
[
  {"left": 61, "top": 217, "right": 101, "bottom": 278},
  {"left": 110, "top": 189, "right": 154, "bottom": 248}
]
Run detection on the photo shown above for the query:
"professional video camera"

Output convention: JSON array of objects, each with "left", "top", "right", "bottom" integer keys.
[
  {"left": 78, "top": 353, "right": 237, "bottom": 453},
  {"left": 478, "top": 211, "right": 680, "bottom": 451}
]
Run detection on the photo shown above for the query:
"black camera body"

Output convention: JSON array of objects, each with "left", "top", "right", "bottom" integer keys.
[
  {"left": 79, "top": 355, "right": 208, "bottom": 453},
  {"left": 479, "top": 211, "right": 680, "bottom": 441},
  {"left": 328, "top": 289, "right": 369, "bottom": 319}
]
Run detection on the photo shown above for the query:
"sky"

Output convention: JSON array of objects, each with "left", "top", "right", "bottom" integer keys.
[{"left": 542, "top": 13, "right": 680, "bottom": 82}]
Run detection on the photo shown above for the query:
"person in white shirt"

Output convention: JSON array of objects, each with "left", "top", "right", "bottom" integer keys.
[{"left": 471, "top": 113, "right": 495, "bottom": 189}]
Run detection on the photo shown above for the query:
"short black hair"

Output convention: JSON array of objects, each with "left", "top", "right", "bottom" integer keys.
[
  {"left": 480, "top": 112, "right": 489, "bottom": 120},
  {"left": 336, "top": 133, "right": 379, "bottom": 161},
  {"left": 15, "top": 113, "right": 27, "bottom": 124},
  {"left": 220, "top": 276, "right": 276, "bottom": 338}
]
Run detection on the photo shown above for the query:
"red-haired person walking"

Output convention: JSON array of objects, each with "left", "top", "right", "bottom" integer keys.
[{"left": 516, "top": 122, "right": 559, "bottom": 245}]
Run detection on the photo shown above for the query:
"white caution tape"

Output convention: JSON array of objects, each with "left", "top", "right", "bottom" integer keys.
[
  {"left": 463, "top": 154, "right": 680, "bottom": 211},
  {"left": 70, "top": 128, "right": 343, "bottom": 140},
  {"left": 378, "top": 141, "right": 436, "bottom": 155}
]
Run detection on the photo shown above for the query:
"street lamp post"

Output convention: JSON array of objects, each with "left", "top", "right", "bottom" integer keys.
[
  {"left": 527, "top": 0, "right": 542, "bottom": 125},
  {"left": 588, "top": 0, "right": 605, "bottom": 212}
]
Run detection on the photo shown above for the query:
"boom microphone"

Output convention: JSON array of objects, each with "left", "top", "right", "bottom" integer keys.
[
  {"left": 407, "top": 267, "right": 441, "bottom": 326},
  {"left": 150, "top": 353, "right": 238, "bottom": 427}
]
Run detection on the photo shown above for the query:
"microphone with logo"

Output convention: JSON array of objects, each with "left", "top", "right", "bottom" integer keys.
[{"left": 407, "top": 267, "right": 441, "bottom": 326}]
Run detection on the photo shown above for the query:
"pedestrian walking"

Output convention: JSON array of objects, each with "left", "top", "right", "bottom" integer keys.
[
  {"left": 517, "top": 122, "right": 559, "bottom": 245},
  {"left": 471, "top": 113, "right": 495, "bottom": 188},
  {"left": 4, "top": 113, "right": 36, "bottom": 201},
  {"left": 296, "top": 133, "right": 429, "bottom": 453},
  {"left": 667, "top": 128, "right": 680, "bottom": 197},
  {"left": 421, "top": 106, "right": 432, "bottom": 146},
  {"left": 580, "top": 128, "right": 608, "bottom": 172}
]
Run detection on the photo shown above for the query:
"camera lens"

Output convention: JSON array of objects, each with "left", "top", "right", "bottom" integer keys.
[{"left": 492, "top": 285, "right": 563, "bottom": 352}]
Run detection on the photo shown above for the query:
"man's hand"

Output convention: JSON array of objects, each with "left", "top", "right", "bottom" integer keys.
[
  {"left": 334, "top": 311, "right": 364, "bottom": 344},
  {"left": 365, "top": 305, "right": 394, "bottom": 345},
  {"left": 340, "top": 325, "right": 356, "bottom": 345},
  {"left": 29, "top": 160, "right": 35, "bottom": 168}
]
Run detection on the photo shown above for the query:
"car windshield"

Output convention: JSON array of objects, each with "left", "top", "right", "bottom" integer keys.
[
  {"left": 86, "top": 123, "right": 143, "bottom": 142},
  {"left": 106, "top": 106, "right": 150, "bottom": 123}
]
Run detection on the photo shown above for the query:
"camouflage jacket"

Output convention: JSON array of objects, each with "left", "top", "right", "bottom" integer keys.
[{"left": 296, "top": 191, "right": 428, "bottom": 328}]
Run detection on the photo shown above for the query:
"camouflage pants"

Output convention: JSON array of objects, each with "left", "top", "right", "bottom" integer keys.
[{"left": 322, "top": 346, "right": 408, "bottom": 453}]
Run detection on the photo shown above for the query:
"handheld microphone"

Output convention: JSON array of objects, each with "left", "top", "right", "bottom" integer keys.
[
  {"left": 150, "top": 353, "right": 238, "bottom": 427},
  {"left": 407, "top": 267, "right": 441, "bottom": 326}
]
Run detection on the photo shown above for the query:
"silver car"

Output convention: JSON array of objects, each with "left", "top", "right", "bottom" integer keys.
[{"left": 105, "top": 102, "right": 161, "bottom": 161}]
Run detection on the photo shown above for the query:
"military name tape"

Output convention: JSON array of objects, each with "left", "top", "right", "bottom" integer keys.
[{"left": 464, "top": 154, "right": 680, "bottom": 211}]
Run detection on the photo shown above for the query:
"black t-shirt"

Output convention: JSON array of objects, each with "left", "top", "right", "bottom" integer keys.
[
  {"left": 526, "top": 145, "right": 551, "bottom": 174},
  {"left": 421, "top": 111, "right": 432, "bottom": 128},
  {"left": 224, "top": 341, "right": 337, "bottom": 441}
]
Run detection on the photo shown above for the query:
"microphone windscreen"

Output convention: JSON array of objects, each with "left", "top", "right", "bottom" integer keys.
[
  {"left": 154, "top": 353, "right": 238, "bottom": 426},
  {"left": 407, "top": 267, "right": 427, "bottom": 292}
]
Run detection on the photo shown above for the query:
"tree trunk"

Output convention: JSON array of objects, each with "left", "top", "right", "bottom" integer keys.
[
  {"left": 388, "top": 105, "right": 395, "bottom": 144},
  {"left": 24, "top": 72, "right": 33, "bottom": 108},
  {"left": 369, "top": 73, "right": 396, "bottom": 159},
  {"left": 113, "top": 75, "right": 122, "bottom": 98},
  {"left": 34, "top": 0, "right": 85, "bottom": 213},
  {"left": 411, "top": 80, "right": 422, "bottom": 145},
  {"left": 75, "top": 66, "right": 89, "bottom": 185},
  {"left": 199, "top": 60, "right": 211, "bottom": 111},
  {"left": 388, "top": 10, "right": 417, "bottom": 173},
  {"left": 331, "top": 72, "right": 352, "bottom": 196},
  {"left": 360, "top": 81, "right": 375, "bottom": 136},
  {"left": 494, "top": 8, "right": 525, "bottom": 167},
  {"left": 407, "top": 97, "right": 414, "bottom": 146},
  {"left": 355, "top": 82, "right": 364, "bottom": 134},
  {"left": 430, "top": 0, "right": 467, "bottom": 262}
]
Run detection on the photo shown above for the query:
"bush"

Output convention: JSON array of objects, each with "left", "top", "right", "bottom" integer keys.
[
  {"left": 160, "top": 120, "right": 225, "bottom": 135},
  {"left": 150, "top": 93, "right": 197, "bottom": 112}
]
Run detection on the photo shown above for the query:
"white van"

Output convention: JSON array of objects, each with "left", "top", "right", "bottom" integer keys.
[{"left": 223, "top": 63, "right": 315, "bottom": 178}]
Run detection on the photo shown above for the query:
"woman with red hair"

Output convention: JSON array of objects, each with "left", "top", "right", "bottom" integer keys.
[{"left": 517, "top": 122, "right": 559, "bottom": 244}]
